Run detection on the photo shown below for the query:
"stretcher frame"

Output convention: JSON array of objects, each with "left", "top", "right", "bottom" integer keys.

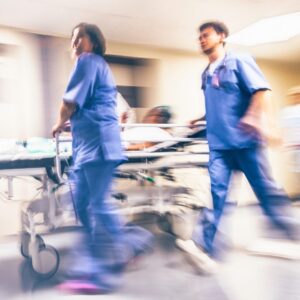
[{"left": 0, "top": 123, "right": 208, "bottom": 277}]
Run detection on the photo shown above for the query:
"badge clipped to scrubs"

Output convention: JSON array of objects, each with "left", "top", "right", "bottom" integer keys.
[
  {"left": 211, "top": 73, "right": 220, "bottom": 88},
  {"left": 211, "top": 58, "right": 227, "bottom": 89}
]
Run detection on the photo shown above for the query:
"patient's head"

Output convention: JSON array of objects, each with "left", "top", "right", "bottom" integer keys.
[{"left": 143, "top": 106, "right": 172, "bottom": 124}]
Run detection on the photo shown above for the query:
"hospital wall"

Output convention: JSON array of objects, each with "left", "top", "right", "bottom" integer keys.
[
  {"left": 0, "top": 29, "right": 45, "bottom": 139},
  {"left": 0, "top": 27, "right": 300, "bottom": 236}
]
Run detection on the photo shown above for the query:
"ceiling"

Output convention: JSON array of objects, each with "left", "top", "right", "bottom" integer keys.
[{"left": 1, "top": 0, "right": 300, "bottom": 63}]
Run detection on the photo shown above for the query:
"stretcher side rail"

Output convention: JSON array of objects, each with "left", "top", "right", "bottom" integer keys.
[
  {"left": 53, "top": 123, "right": 207, "bottom": 180},
  {"left": 121, "top": 121, "right": 206, "bottom": 128}
]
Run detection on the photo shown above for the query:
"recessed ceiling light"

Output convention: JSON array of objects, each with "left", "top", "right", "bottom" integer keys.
[{"left": 226, "top": 12, "right": 300, "bottom": 46}]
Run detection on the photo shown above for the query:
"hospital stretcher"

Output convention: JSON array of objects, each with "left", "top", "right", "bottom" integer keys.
[{"left": 0, "top": 123, "right": 209, "bottom": 277}]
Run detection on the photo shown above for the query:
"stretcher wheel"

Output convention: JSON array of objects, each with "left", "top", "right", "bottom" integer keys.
[
  {"left": 20, "top": 233, "right": 45, "bottom": 259},
  {"left": 30, "top": 244, "right": 60, "bottom": 278}
]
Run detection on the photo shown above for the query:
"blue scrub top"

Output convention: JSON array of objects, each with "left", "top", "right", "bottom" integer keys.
[
  {"left": 63, "top": 52, "right": 126, "bottom": 167},
  {"left": 202, "top": 53, "right": 271, "bottom": 150}
]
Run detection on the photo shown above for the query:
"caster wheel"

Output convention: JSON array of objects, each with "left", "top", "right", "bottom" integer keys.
[
  {"left": 31, "top": 244, "right": 60, "bottom": 278},
  {"left": 20, "top": 233, "right": 45, "bottom": 259}
]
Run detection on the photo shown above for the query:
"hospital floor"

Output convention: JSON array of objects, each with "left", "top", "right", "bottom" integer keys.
[{"left": 1, "top": 204, "right": 300, "bottom": 300}]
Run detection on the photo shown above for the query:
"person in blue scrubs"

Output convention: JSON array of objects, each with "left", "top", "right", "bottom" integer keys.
[
  {"left": 177, "top": 21, "right": 298, "bottom": 271},
  {"left": 52, "top": 23, "right": 152, "bottom": 293}
]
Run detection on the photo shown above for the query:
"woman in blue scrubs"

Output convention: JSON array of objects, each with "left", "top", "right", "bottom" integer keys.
[{"left": 52, "top": 23, "right": 146, "bottom": 294}]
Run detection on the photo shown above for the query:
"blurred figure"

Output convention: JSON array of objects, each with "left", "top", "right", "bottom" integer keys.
[
  {"left": 52, "top": 23, "right": 152, "bottom": 294},
  {"left": 177, "top": 21, "right": 299, "bottom": 273},
  {"left": 116, "top": 92, "right": 136, "bottom": 124},
  {"left": 281, "top": 86, "right": 300, "bottom": 200},
  {"left": 122, "top": 105, "right": 173, "bottom": 150}
]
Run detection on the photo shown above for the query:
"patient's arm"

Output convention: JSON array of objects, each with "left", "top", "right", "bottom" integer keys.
[{"left": 126, "top": 141, "right": 156, "bottom": 151}]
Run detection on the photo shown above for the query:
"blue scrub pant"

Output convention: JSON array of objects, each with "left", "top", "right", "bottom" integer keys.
[
  {"left": 195, "top": 147, "right": 298, "bottom": 256},
  {"left": 66, "top": 160, "right": 153, "bottom": 290},
  {"left": 67, "top": 160, "right": 129, "bottom": 289}
]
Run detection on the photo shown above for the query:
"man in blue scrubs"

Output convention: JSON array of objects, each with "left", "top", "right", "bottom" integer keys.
[{"left": 177, "top": 21, "right": 298, "bottom": 272}]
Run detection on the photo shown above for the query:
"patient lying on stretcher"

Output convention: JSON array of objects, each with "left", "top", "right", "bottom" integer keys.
[
  {"left": 121, "top": 106, "right": 173, "bottom": 151},
  {"left": 0, "top": 106, "right": 172, "bottom": 156}
]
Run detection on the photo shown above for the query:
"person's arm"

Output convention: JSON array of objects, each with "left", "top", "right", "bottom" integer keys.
[
  {"left": 52, "top": 101, "right": 76, "bottom": 137},
  {"left": 235, "top": 54, "right": 281, "bottom": 145},
  {"left": 240, "top": 90, "right": 281, "bottom": 145},
  {"left": 189, "top": 114, "right": 206, "bottom": 127},
  {"left": 240, "top": 90, "right": 268, "bottom": 128}
]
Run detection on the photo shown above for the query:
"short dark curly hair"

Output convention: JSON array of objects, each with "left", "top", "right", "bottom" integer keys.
[
  {"left": 199, "top": 21, "right": 229, "bottom": 38},
  {"left": 72, "top": 22, "right": 106, "bottom": 56}
]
